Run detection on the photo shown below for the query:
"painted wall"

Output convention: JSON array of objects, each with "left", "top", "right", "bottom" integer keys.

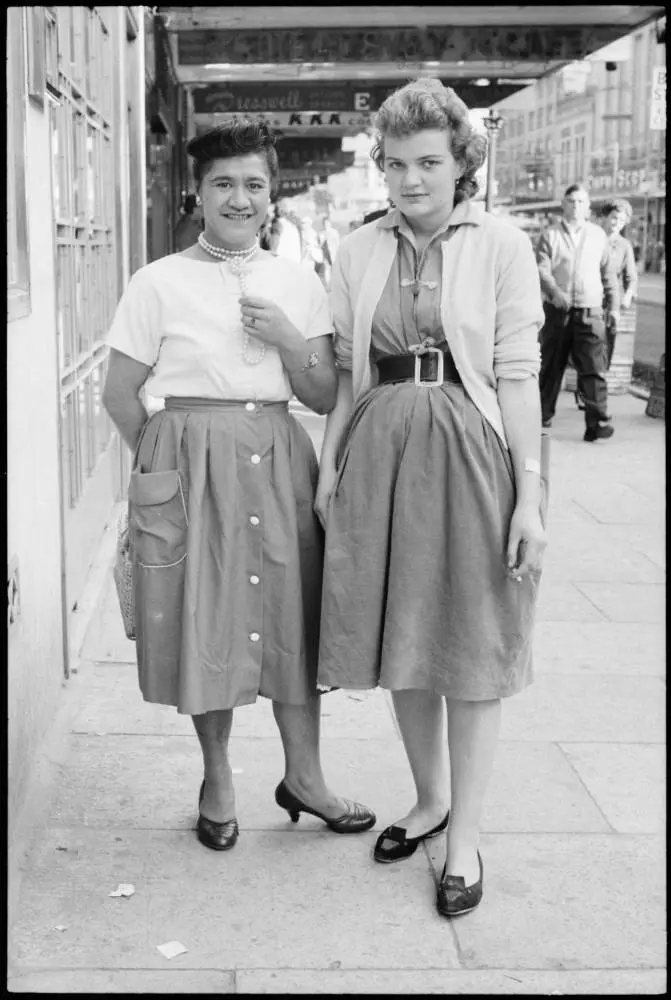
[{"left": 7, "top": 88, "right": 66, "bottom": 847}]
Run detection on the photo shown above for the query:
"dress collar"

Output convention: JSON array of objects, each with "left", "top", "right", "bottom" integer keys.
[{"left": 376, "top": 199, "right": 485, "bottom": 233}]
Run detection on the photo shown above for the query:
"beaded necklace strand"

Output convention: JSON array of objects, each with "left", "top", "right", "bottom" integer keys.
[{"left": 197, "top": 232, "right": 265, "bottom": 366}]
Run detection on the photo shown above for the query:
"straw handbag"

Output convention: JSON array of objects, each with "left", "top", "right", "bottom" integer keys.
[{"left": 113, "top": 508, "right": 136, "bottom": 640}]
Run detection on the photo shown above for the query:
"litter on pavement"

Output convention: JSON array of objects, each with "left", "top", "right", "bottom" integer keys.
[
  {"left": 156, "top": 940, "right": 188, "bottom": 959},
  {"left": 108, "top": 883, "right": 136, "bottom": 897}
]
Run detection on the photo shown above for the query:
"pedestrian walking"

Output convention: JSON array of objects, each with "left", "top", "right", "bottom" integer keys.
[
  {"left": 314, "top": 78, "right": 546, "bottom": 919},
  {"left": 600, "top": 198, "right": 638, "bottom": 370},
  {"left": 103, "top": 120, "right": 375, "bottom": 854},
  {"left": 536, "top": 184, "right": 620, "bottom": 441},
  {"left": 173, "top": 193, "right": 203, "bottom": 252}
]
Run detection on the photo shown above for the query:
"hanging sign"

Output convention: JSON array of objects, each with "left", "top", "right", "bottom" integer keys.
[
  {"left": 178, "top": 25, "right": 625, "bottom": 65},
  {"left": 199, "top": 111, "right": 375, "bottom": 135},
  {"left": 650, "top": 67, "right": 666, "bottom": 130},
  {"left": 191, "top": 80, "right": 523, "bottom": 116}
]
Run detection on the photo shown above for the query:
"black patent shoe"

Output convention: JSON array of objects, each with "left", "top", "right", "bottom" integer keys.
[
  {"left": 197, "top": 780, "right": 239, "bottom": 851},
  {"left": 275, "top": 780, "right": 376, "bottom": 834},
  {"left": 373, "top": 810, "right": 450, "bottom": 864},
  {"left": 436, "top": 851, "right": 483, "bottom": 918}
]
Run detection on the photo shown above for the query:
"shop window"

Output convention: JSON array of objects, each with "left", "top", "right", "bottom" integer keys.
[{"left": 7, "top": 8, "right": 31, "bottom": 321}]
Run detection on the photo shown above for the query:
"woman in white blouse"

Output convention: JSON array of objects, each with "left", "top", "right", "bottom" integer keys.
[{"left": 103, "top": 121, "right": 375, "bottom": 852}]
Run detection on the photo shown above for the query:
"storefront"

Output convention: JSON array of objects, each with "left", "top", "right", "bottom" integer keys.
[{"left": 7, "top": 5, "right": 146, "bottom": 859}]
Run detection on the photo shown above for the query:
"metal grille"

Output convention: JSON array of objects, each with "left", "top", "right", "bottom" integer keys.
[{"left": 50, "top": 7, "right": 115, "bottom": 509}]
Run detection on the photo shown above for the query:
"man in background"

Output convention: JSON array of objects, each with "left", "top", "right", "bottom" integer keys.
[{"left": 536, "top": 184, "right": 619, "bottom": 442}]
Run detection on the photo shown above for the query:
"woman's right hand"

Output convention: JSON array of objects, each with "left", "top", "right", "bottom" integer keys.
[{"left": 314, "top": 464, "right": 338, "bottom": 531}]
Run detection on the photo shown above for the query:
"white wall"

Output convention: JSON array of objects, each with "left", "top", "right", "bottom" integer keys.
[{"left": 7, "top": 91, "right": 66, "bottom": 843}]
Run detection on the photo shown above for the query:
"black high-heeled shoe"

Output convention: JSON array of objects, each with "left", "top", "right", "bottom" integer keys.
[
  {"left": 197, "top": 779, "right": 239, "bottom": 852},
  {"left": 274, "top": 780, "right": 376, "bottom": 834},
  {"left": 436, "top": 851, "right": 483, "bottom": 918},
  {"left": 373, "top": 810, "right": 450, "bottom": 864}
]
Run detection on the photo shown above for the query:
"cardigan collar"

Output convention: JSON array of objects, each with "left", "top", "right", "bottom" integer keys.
[{"left": 376, "top": 199, "right": 485, "bottom": 232}]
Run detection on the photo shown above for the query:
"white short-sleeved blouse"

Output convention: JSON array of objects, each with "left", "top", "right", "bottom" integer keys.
[{"left": 106, "top": 252, "right": 333, "bottom": 401}]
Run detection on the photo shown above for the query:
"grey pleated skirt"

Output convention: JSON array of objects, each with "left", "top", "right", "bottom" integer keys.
[
  {"left": 317, "top": 381, "right": 541, "bottom": 700},
  {"left": 130, "top": 397, "right": 323, "bottom": 715}
]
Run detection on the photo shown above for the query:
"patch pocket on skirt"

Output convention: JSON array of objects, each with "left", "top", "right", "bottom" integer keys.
[{"left": 129, "top": 469, "right": 188, "bottom": 568}]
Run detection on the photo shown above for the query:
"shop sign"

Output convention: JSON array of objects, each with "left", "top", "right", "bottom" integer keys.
[
  {"left": 650, "top": 67, "right": 666, "bottom": 131},
  {"left": 587, "top": 166, "right": 658, "bottom": 196},
  {"left": 178, "top": 25, "right": 623, "bottom": 65},
  {"left": 207, "top": 111, "right": 375, "bottom": 131},
  {"left": 192, "top": 80, "right": 520, "bottom": 115}
]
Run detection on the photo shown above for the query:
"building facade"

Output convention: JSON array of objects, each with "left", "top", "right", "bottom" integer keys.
[
  {"left": 7, "top": 6, "right": 148, "bottom": 860},
  {"left": 493, "top": 18, "right": 666, "bottom": 269}
]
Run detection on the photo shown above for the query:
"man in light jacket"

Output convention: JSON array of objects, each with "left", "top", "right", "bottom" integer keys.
[{"left": 536, "top": 184, "right": 619, "bottom": 441}]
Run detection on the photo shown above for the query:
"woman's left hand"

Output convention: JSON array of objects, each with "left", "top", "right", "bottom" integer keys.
[
  {"left": 506, "top": 502, "right": 546, "bottom": 582},
  {"left": 239, "top": 295, "right": 300, "bottom": 350}
]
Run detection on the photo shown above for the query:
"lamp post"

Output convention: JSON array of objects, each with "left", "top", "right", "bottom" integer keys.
[{"left": 482, "top": 108, "right": 505, "bottom": 212}]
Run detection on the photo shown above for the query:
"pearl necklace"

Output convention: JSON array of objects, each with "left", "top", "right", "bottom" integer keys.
[{"left": 197, "top": 232, "right": 265, "bottom": 365}]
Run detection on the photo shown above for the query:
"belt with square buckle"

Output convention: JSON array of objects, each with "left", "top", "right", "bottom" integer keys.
[{"left": 376, "top": 349, "right": 460, "bottom": 387}]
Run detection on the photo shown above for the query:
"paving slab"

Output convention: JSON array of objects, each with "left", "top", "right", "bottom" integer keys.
[
  {"left": 70, "top": 664, "right": 398, "bottom": 741},
  {"left": 534, "top": 581, "right": 607, "bottom": 622},
  {"left": 559, "top": 743, "right": 666, "bottom": 834},
  {"left": 235, "top": 968, "right": 668, "bottom": 994},
  {"left": 570, "top": 485, "right": 663, "bottom": 527},
  {"left": 425, "top": 834, "right": 666, "bottom": 970},
  {"left": 7, "top": 970, "right": 236, "bottom": 993},
  {"left": 574, "top": 582, "right": 665, "bottom": 623},
  {"left": 81, "top": 577, "right": 136, "bottom": 663},
  {"left": 10, "top": 829, "right": 459, "bottom": 972},
  {"left": 532, "top": 622, "right": 665, "bottom": 676},
  {"left": 539, "top": 522, "right": 665, "bottom": 583},
  {"left": 500, "top": 675, "right": 665, "bottom": 743},
  {"left": 47, "top": 734, "right": 416, "bottom": 832},
  {"left": 598, "top": 524, "right": 665, "bottom": 570},
  {"left": 46, "top": 733, "right": 610, "bottom": 836},
  {"left": 483, "top": 742, "right": 610, "bottom": 833}
]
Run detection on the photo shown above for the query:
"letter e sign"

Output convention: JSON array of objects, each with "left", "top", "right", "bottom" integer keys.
[{"left": 354, "top": 92, "right": 371, "bottom": 111}]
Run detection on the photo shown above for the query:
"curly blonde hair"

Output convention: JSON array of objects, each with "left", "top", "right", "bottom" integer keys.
[{"left": 371, "top": 78, "right": 487, "bottom": 204}]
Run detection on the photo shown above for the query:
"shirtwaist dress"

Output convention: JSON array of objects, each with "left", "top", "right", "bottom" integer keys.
[
  {"left": 317, "top": 213, "right": 543, "bottom": 700},
  {"left": 107, "top": 252, "right": 332, "bottom": 715}
]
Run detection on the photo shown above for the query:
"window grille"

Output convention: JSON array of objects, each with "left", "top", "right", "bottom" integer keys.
[{"left": 49, "top": 6, "right": 115, "bottom": 509}]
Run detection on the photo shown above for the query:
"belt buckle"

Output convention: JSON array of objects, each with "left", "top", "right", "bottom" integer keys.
[{"left": 414, "top": 347, "right": 444, "bottom": 387}]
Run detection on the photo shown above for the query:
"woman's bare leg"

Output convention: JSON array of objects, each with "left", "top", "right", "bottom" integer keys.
[
  {"left": 444, "top": 697, "right": 501, "bottom": 883},
  {"left": 192, "top": 709, "right": 236, "bottom": 822},
  {"left": 388, "top": 689, "right": 450, "bottom": 837}
]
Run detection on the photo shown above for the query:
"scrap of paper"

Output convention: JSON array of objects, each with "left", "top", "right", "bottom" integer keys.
[
  {"left": 156, "top": 940, "right": 188, "bottom": 959},
  {"left": 108, "top": 883, "right": 135, "bottom": 897}
]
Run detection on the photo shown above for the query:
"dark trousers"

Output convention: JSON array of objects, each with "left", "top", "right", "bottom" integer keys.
[
  {"left": 605, "top": 322, "right": 617, "bottom": 370},
  {"left": 539, "top": 304, "right": 609, "bottom": 429}
]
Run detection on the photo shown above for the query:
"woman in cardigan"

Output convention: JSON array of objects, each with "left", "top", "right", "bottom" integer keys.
[
  {"left": 314, "top": 79, "right": 547, "bottom": 918},
  {"left": 103, "top": 121, "right": 375, "bottom": 853}
]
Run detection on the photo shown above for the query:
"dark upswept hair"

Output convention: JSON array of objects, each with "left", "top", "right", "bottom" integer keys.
[
  {"left": 601, "top": 198, "right": 633, "bottom": 223},
  {"left": 563, "top": 183, "right": 589, "bottom": 198},
  {"left": 186, "top": 119, "right": 280, "bottom": 192},
  {"left": 370, "top": 78, "right": 487, "bottom": 204}
]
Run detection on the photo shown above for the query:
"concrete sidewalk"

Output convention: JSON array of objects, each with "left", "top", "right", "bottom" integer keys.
[{"left": 8, "top": 392, "right": 666, "bottom": 994}]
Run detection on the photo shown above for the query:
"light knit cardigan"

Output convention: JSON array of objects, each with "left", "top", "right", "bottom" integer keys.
[{"left": 330, "top": 200, "right": 545, "bottom": 447}]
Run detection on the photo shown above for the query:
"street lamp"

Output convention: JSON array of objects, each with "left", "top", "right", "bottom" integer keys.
[{"left": 482, "top": 108, "right": 505, "bottom": 212}]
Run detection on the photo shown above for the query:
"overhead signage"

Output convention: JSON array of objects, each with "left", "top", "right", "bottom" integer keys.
[
  {"left": 650, "top": 66, "right": 666, "bottom": 131},
  {"left": 203, "top": 111, "right": 375, "bottom": 131},
  {"left": 178, "top": 25, "right": 625, "bottom": 66},
  {"left": 191, "top": 80, "right": 521, "bottom": 115}
]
